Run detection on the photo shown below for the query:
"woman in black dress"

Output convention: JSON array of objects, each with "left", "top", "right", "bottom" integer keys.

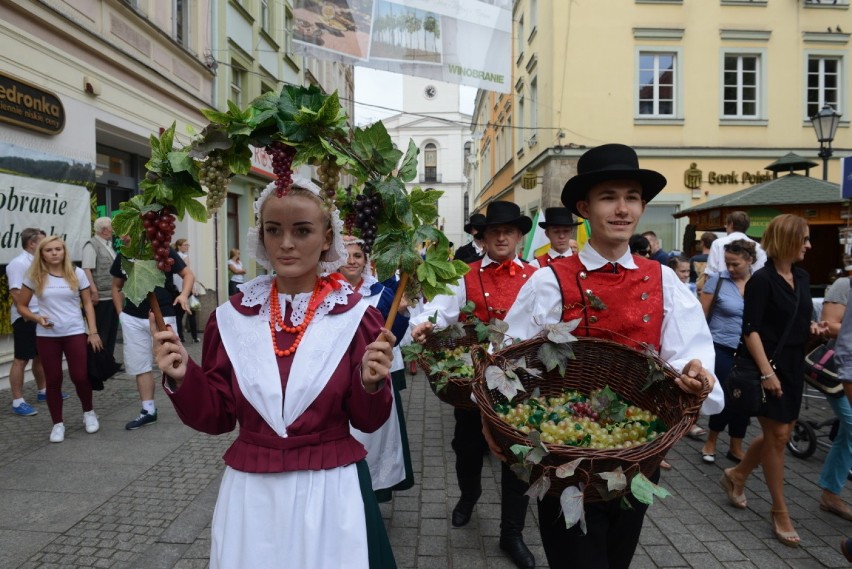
[{"left": 718, "top": 214, "right": 826, "bottom": 547}]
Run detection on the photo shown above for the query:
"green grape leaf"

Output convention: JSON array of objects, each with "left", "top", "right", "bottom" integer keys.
[
  {"left": 485, "top": 365, "right": 525, "bottom": 402},
  {"left": 460, "top": 300, "right": 477, "bottom": 316},
  {"left": 525, "top": 429, "right": 549, "bottom": 464},
  {"left": 351, "top": 122, "right": 402, "bottom": 175},
  {"left": 546, "top": 318, "right": 581, "bottom": 344},
  {"left": 187, "top": 126, "right": 233, "bottom": 158},
  {"left": 525, "top": 474, "right": 551, "bottom": 501},
  {"left": 401, "top": 343, "right": 423, "bottom": 362},
  {"left": 555, "top": 458, "right": 584, "bottom": 479},
  {"left": 409, "top": 187, "right": 442, "bottom": 224},
  {"left": 112, "top": 195, "right": 146, "bottom": 241},
  {"left": 537, "top": 342, "right": 576, "bottom": 376},
  {"left": 224, "top": 145, "right": 253, "bottom": 175},
  {"left": 168, "top": 150, "right": 194, "bottom": 174},
  {"left": 629, "top": 472, "right": 671, "bottom": 506},
  {"left": 121, "top": 260, "right": 166, "bottom": 306},
  {"left": 397, "top": 139, "right": 420, "bottom": 182},
  {"left": 510, "top": 444, "right": 533, "bottom": 461},
  {"left": 560, "top": 485, "right": 587, "bottom": 534},
  {"left": 475, "top": 322, "right": 489, "bottom": 342},
  {"left": 200, "top": 108, "right": 231, "bottom": 125},
  {"left": 597, "top": 467, "right": 627, "bottom": 492},
  {"left": 413, "top": 224, "right": 444, "bottom": 247},
  {"left": 373, "top": 230, "right": 419, "bottom": 280},
  {"left": 641, "top": 361, "right": 668, "bottom": 392},
  {"left": 173, "top": 195, "right": 207, "bottom": 223},
  {"left": 487, "top": 319, "right": 510, "bottom": 349},
  {"left": 428, "top": 311, "right": 438, "bottom": 325}
]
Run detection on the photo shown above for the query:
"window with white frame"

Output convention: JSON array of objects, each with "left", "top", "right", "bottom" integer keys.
[
  {"left": 230, "top": 62, "right": 245, "bottom": 107},
  {"left": 723, "top": 54, "right": 760, "bottom": 118},
  {"left": 261, "top": 0, "right": 270, "bottom": 32},
  {"left": 424, "top": 143, "right": 438, "bottom": 182},
  {"left": 174, "top": 0, "right": 190, "bottom": 47},
  {"left": 516, "top": 97, "right": 525, "bottom": 151},
  {"left": 517, "top": 16, "right": 525, "bottom": 61},
  {"left": 807, "top": 55, "right": 841, "bottom": 117},
  {"left": 638, "top": 52, "right": 676, "bottom": 116}
]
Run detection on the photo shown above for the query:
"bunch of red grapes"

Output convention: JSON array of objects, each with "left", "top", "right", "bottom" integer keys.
[
  {"left": 141, "top": 209, "right": 177, "bottom": 272},
  {"left": 267, "top": 141, "right": 296, "bottom": 197},
  {"left": 353, "top": 190, "right": 382, "bottom": 254},
  {"left": 568, "top": 401, "right": 600, "bottom": 421}
]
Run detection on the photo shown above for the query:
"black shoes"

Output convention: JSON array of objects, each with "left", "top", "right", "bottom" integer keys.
[
  {"left": 451, "top": 499, "right": 475, "bottom": 527},
  {"left": 499, "top": 536, "right": 535, "bottom": 569}
]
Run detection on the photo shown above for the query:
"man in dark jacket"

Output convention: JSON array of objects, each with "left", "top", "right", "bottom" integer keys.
[{"left": 453, "top": 213, "right": 486, "bottom": 263}]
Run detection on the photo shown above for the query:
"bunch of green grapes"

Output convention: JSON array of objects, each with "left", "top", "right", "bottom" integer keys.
[
  {"left": 317, "top": 155, "right": 341, "bottom": 199},
  {"left": 495, "top": 389, "right": 663, "bottom": 450},
  {"left": 198, "top": 153, "right": 230, "bottom": 215},
  {"left": 433, "top": 345, "right": 476, "bottom": 378}
]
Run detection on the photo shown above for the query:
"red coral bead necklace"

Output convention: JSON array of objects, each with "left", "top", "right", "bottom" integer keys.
[{"left": 268, "top": 277, "right": 331, "bottom": 357}]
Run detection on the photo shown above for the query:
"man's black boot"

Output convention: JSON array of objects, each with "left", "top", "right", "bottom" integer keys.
[{"left": 499, "top": 536, "right": 535, "bottom": 569}]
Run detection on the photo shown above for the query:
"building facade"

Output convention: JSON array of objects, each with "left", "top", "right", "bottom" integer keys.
[
  {"left": 474, "top": 0, "right": 851, "bottom": 257},
  {"left": 383, "top": 76, "right": 472, "bottom": 249}
]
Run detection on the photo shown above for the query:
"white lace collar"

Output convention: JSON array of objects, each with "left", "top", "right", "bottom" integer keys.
[
  {"left": 357, "top": 274, "right": 379, "bottom": 297},
  {"left": 238, "top": 275, "right": 354, "bottom": 327}
]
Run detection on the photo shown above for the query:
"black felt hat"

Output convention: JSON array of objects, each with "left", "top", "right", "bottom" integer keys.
[
  {"left": 463, "top": 213, "right": 486, "bottom": 234},
  {"left": 538, "top": 207, "right": 582, "bottom": 229},
  {"left": 482, "top": 201, "right": 533, "bottom": 235},
  {"left": 561, "top": 144, "right": 667, "bottom": 216}
]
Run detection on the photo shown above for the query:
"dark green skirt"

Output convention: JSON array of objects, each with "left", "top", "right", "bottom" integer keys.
[{"left": 357, "top": 460, "right": 397, "bottom": 568}]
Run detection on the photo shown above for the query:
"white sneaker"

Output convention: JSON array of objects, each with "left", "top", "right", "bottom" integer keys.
[
  {"left": 83, "top": 411, "right": 99, "bottom": 434},
  {"left": 50, "top": 423, "right": 65, "bottom": 443}
]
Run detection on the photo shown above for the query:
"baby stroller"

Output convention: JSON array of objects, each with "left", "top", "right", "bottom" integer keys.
[{"left": 787, "top": 384, "right": 840, "bottom": 459}]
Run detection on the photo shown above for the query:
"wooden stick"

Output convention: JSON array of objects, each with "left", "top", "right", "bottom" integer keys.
[
  {"left": 148, "top": 291, "right": 182, "bottom": 368},
  {"left": 384, "top": 272, "right": 409, "bottom": 331}
]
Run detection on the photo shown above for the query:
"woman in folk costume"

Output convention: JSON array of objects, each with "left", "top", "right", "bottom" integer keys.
[
  {"left": 338, "top": 235, "right": 415, "bottom": 502},
  {"left": 151, "top": 178, "right": 397, "bottom": 569}
]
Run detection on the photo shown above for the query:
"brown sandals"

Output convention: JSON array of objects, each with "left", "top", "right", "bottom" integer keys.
[{"left": 719, "top": 469, "right": 747, "bottom": 509}]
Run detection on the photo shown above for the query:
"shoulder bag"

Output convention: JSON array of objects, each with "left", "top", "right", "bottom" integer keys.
[
  {"left": 725, "top": 291, "right": 800, "bottom": 416},
  {"left": 706, "top": 276, "right": 724, "bottom": 323},
  {"left": 804, "top": 340, "right": 843, "bottom": 397}
]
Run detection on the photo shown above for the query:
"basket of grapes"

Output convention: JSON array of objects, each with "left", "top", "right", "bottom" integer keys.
[
  {"left": 471, "top": 323, "right": 709, "bottom": 512},
  {"left": 403, "top": 307, "right": 492, "bottom": 409}
]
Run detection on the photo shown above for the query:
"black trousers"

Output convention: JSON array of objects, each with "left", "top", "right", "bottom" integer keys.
[
  {"left": 93, "top": 299, "right": 119, "bottom": 360},
  {"left": 174, "top": 305, "right": 198, "bottom": 342},
  {"left": 453, "top": 408, "right": 529, "bottom": 538},
  {"left": 538, "top": 468, "right": 660, "bottom": 569}
]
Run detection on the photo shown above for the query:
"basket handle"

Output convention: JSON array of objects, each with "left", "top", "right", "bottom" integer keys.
[{"left": 470, "top": 344, "right": 492, "bottom": 385}]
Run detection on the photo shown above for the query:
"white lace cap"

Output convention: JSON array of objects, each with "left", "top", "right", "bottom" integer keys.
[
  {"left": 339, "top": 235, "right": 376, "bottom": 284},
  {"left": 246, "top": 177, "right": 347, "bottom": 275}
]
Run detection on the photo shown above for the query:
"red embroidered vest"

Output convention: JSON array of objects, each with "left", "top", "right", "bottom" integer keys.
[
  {"left": 463, "top": 259, "right": 536, "bottom": 322},
  {"left": 535, "top": 252, "right": 570, "bottom": 267},
  {"left": 550, "top": 254, "right": 663, "bottom": 350}
]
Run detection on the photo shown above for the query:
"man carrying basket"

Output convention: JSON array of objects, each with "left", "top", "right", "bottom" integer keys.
[
  {"left": 502, "top": 143, "right": 724, "bottom": 569},
  {"left": 411, "top": 200, "right": 537, "bottom": 569}
]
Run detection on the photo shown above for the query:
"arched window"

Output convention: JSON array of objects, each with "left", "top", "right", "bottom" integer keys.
[{"left": 424, "top": 143, "right": 438, "bottom": 183}]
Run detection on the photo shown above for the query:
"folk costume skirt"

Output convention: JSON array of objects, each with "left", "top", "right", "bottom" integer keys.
[{"left": 211, "top": 460, "right": 395, "bottom": 568}]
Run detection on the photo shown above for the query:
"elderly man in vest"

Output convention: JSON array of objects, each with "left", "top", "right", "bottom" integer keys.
[
  {"left": 411, "top": 201, "right": 537, "bottom": 569},
  {"left": 502, "top": 144, "right": 724, "bottom": 569},
  {"left": 82, "top": 217, "right": 119, "bottom": 359},
  {"left": 529, "top": 207, "right": 583, "bottom": 268}
]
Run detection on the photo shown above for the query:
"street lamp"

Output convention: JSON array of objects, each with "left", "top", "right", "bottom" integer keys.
[{"left": 810, "top": 104, "right": 842, "bottom": 181}]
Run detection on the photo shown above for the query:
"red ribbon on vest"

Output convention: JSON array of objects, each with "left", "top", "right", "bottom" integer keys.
[{"left": 493, "top": 259, "right": 517, "bottom": 277}]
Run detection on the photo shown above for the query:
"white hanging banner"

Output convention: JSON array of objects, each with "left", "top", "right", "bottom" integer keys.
[
  {"left": 293, "top": 0, "right": 511, "bottom": 93},
  {"left": 0, "top": 173, "right": 91, "bottom": 264}
]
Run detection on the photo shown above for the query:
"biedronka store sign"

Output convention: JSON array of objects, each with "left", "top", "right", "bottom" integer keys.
[{"left": 0, "top": 72, "right": 89, "bottom": 265}]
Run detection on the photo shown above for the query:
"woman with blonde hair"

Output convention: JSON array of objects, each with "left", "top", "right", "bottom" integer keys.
[
  {"left": 15, "top": 236, "right": 103, "bottom": 443},
  {"left": 719, "top": 214, "right": 826, "bottom": 547}
]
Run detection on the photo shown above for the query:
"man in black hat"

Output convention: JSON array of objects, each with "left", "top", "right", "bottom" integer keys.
[
  {"left": 410, "top": 200, "right": 537, "bottom": 569},
  {"left": 500, "top": 144, "right": 724, "bottom": 569},
  {"left": 454, "top": 213, "right": 486, "bottom": 263},
  {"left": 530, "top": 207, "right": 582, "bottom": 268}
]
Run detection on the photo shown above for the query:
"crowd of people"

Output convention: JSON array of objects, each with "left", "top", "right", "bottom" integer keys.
[{"left": 5, "top": 142, "right": 852, "bottom": 567}]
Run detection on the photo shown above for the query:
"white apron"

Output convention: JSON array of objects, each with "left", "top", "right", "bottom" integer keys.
[
  {"left": 214, "top": 298, "right": 370, "bottom": 569},
  {"left": 350, "top": 292, "right": 406, "bottom": 491}
]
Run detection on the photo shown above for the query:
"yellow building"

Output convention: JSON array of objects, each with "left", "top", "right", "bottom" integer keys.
[{"left": 475, "top": 0, "right": 850, "bottom": 257}]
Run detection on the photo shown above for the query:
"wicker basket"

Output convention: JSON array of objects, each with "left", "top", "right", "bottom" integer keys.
[
  {"left": 471, "top": 335, "right": 709, "bottom": 501},
  {"left": 418, "top": 323, "right": 486, "bottom": 410}
]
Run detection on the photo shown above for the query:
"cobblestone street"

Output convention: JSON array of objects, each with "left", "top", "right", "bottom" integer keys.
[{"left": 1, "top": 337, "right": 850, "bottom": 568}]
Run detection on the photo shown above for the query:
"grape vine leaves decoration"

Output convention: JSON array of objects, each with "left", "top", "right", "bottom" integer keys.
[{"left": 112, "top": 85, "right": 468, "bottom": 307}]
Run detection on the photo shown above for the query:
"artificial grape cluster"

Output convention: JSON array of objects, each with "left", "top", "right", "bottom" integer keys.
[
  {"left": 317, "top": 155, "right": 340, "bottom": 199},
  {"left": 198, "top": 153, "right": 230, "bottom": 215},
  {"left": 267, "top": 141, "right": 296, "bottom": 197},
  {"left": 353, "top": 189, "right": 382, "bottom": 254},
  {"left": 141, "top": 209, "right": 177, "bottom": 272},
  {"left": 431, "top": 346, "right": 476, "bottom": 379},
  {"left": 495, "top": 389, "right": 665, "bottom": 450}
]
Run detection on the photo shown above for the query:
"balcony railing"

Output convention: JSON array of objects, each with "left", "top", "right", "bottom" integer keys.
[{"left": 420, "top": 173, "right": 442, "bottom": 184}]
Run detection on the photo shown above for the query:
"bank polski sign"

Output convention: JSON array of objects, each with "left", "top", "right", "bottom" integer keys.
[{"left": 0, "top": 173, "right": 90, "bottom": 264}]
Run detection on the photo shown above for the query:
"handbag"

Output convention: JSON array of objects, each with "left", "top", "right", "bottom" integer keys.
[
  {"left": 87, "top": 345, "right": 121, "bottom": 391},
  {"left": 725, "top": 291, "right": 800, "bottom": 416},
  {"left": 192, "top": 281, "right": 207, "bottom": 297},
  {"left": 804, "top": 340, "right": 844, "bottom": 397},
  {"left": 189, "top": 294, "right": 201, "bottom": 311},
  {"left": 706, "top": 276, "right": 724, "bottom": 323}
]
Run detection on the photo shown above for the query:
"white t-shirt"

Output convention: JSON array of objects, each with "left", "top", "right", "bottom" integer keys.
[
  {"left": 229, "top": 259, "right": 244, "bottom": 283},
  {"left": 23, "top": 267, "right": 90, "bottom": 337},
  {"left": 7, "top": 250, "right": 38, "bottom": 324}
]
